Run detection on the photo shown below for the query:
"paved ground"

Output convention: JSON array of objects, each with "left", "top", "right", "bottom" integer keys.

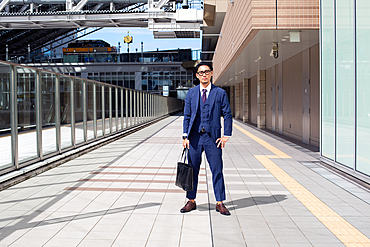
[{"left": 0, "top": 115, "right": 370, "bottom": 247}]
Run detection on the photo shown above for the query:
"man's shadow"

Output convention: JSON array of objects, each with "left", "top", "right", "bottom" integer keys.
[{"left": 197, "top": 195, "right": 287, "bottom": 211}]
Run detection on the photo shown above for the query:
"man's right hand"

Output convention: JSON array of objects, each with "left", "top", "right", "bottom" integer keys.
[{"left": 183, "top": 138, "right": 189, "bottom": 149}]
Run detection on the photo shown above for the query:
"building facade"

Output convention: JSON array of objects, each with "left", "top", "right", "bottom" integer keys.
[
  {"left": 207, "top": 0, "right": 320, "bottom": 146},
  {"left": 26, "top": 49, "right": 198, "bottom": 99}
]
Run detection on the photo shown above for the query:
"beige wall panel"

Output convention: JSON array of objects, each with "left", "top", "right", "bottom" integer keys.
[
  {"left": 250, "top": 75, "right": 257, "bottom": 125},
  {"left": 266, "top": 67, "right": 273, "bottom": 130},
  {"left": 230, "top": 86, "right": 235, "bottom": 117},
  {"left": 282, "top": 53, "right": 303, "bottom": 140},
  {"left": 239, "top": 81, "right": 243, "bottom": 120},
  {"left": 310, "top": 44, "right": 320, "bottom": 148},
  {"left": 235, "top": 83, "right": 240, "bottom": 119}
]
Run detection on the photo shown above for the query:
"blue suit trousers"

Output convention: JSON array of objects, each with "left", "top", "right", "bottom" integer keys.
[{"left": 187, "top": 131, "right": 226, "bottom": 202}]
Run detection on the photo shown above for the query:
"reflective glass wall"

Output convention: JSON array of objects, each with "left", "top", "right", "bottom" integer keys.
[
  {"left": 0, "top": 61, "right": 182, "bottom": 176},
  {"left": 321, "top": 0, "right": 370, "bottom": 177}
]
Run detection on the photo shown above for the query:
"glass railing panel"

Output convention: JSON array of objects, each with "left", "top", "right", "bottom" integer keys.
[
  {"left": 17, "top": 66, "right": 38, "bottom": 163},
  {"left": 74, "top": 78, "right": 84, "bottom": 144},
  {"left": 112, "top": 87, "right": 117, "bottom": 132},
  {"left": 60, "top": 76, "right": 72, "bottom": 149},
  {"left": 0, "top": 63, "right": 12, "bottom": 170},
  {"left": 41, "top": 72, "right": 57, "bottom": 155},
  {"left": 86, "top": 81, "right": 94, "bottom": 140},
  {"left": 104, "top": 86, "right": 110, "bottom": 134},
  {"left": 96, "top": 84, "right": 103, "bottom": 137}
]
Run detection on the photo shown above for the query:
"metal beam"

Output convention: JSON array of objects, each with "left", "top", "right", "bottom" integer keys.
[
  {"left": 154, "top": 0, "right": 169, "bottom": 9},
  {"left": 18, "top": 4, "right": 29, "bottom": 12},
  {"left": 110, "top": 19, "right": 119, "bottom": 27},
  {"left": 0, "top": 0, "right": 11, "bottom": 12},
  {"left": 92, "top": 3, "right": 103, "bottom": 10},
  {"left": 0, "top": 8, "right": 202, "bottom": 33},
  {"left": 72, "top": 0, "right": 89, "bottom": 11}
]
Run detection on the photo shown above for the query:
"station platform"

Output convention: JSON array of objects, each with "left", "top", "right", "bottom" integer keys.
[{"left": 0, "top": 115, "right": 370, "bottom": 247}]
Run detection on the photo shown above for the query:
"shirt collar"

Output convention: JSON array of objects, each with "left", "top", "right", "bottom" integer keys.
[{"left": 200, "top": 83, "right": 212, "bottom": 92}]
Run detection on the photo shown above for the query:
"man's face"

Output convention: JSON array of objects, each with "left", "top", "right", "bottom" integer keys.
[{"left": 196, "top": 65, "right": 213, "bottom": 85}]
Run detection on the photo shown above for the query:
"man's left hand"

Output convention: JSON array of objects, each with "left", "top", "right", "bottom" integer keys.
[{"left": 216, "top": 136, "right": 229, "bottom": 149}]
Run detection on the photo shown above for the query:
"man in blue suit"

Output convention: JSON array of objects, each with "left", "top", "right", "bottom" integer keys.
[{"left": 181, "top": 62, "right": 233, "bottom": 215}]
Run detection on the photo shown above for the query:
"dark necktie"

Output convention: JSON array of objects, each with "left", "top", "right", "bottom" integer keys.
[{"left": 202, "top": 89, "right": 207, "bottom": 103}]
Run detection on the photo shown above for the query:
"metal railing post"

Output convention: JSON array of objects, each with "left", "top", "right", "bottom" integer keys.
[
  {"left": 93, "top": 82, "right": 97, "bottom": 139},
  {"left": 142, "top": 92, "right": 144, "bottom": 122},
  {"left": 151, "top": 93, "right": 154, "bottom": 119},
  {"left": 71, "top": 77, "right": 75, "bottom": 147},
  {"left": 133, "top": 90, "right": 136, "bottom": 125},
  {"left": 83, "top": 79, "right": 87, "bottom": 142},
  {"left": 10, "top": 64, "right": 18, "bottom": 169},
  {"left": 145, "top": 93, "right": 148, "bottom": 122},
  {"left": 102, "top": 85, "right": 105, "bottom": 136},
  {"left": 139, "top": 91, "right": 142, "bottom": 123},
  {"left": 115, "top": 87, "right": 118, "bottom": 131},
  {"left": 120, "top": 88, "right": 123, "bottom": 130},
  {"left": 130, "top": 90, "right": 133, "bottom": 127},
  {"left": 125, "top": 89, "right": 128, "bottom": 128},
  {"left": 55, "top": 74, "right": 61, "bottom": 153},
  {"left": 36, "top": 70, "right": 43, "bottom": 159},
  {"left": 109, "top": 86, "right": 112, "bottom": 133}
]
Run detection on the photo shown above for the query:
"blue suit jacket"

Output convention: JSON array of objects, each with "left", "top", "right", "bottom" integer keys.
[{"left": 183, "top": 84, "right": 232, "bottom": 140}]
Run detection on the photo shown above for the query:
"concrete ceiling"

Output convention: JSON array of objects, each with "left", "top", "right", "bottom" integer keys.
[{"left": 214, "top": 29, "right": 319, "bottom": 87}]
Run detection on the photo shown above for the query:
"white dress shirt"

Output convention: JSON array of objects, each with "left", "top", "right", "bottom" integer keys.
[{"left": 200, "top": 83, "right": 212, "bottom": 99}]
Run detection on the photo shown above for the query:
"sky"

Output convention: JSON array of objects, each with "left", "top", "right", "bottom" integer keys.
[{"left": 80, "top": 27, "right": 201, "bottom": 52}]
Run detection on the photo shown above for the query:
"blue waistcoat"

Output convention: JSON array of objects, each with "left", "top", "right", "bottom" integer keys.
[{"left": 193, "top": 93, "right": 211, "bottom": 133}]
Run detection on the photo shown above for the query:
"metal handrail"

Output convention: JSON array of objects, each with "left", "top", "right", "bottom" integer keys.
[{"left": 0, "top": 59, "right": 182, "bottom": 177}]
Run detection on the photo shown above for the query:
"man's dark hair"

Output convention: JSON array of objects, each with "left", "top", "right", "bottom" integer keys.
[{"left": 195, "top": 62, "right": 213, "bottom": 73}]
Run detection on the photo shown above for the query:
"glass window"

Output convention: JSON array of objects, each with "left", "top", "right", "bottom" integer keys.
[
  {"left": 74, "top": 79, "right": 84, "bottom": 144},
  {"left": 60, "top": 76, "right": 72, "bottom": 149},
  {"left": 86, "top": 81, "right": 94, "bottom": 140},
  {"left": 112, "top": 87, "right": 117, "bottom": 132},
  {"left": 41, "top": 72, "right": 57, "bottom": 155},
  {"left": 118, "top": 88, "right": 123, "bottom": 130},
  {"left": 96, "top": 84, "right": 103, "bottom": 137},
  {"left": 336, "top": 0, "right": 355, "bottom": 168},
  {"left": 0, "top": 63, "right": 12, "bottom": 170},
  {"left": 104, "top": 86, "right": 110, "bottom": 134},
  {"left": 17, "top": 68, "right": 37, "bottom": 163},
  {"left": 356, "top": 0, "right": 370, "bottom": 175}
]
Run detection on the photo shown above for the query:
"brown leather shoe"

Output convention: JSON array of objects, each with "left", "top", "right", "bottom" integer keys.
[
  {"left": 216, "top": 203, "right": 231, "bottom": 215},
  {"left": 180, "top": 200, "right": 196, "bottom": 213}
]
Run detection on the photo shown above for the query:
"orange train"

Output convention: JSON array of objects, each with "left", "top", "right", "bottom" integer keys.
[{"left": 63, "top": 40, "right": 117, "bottom": 53}]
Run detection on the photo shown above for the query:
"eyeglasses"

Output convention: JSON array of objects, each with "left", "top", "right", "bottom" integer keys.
[{"left": 197, "top": 70, "right": 211, "bottom": 76}]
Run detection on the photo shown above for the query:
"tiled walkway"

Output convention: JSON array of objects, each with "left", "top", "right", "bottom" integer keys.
[{"left": 0, "top": 115, "right": 370, "bottom": 247}]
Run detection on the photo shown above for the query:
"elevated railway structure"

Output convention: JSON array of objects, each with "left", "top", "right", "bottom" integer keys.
[{"left": 0, "top": 0, "right": 202, "bottom": 59}]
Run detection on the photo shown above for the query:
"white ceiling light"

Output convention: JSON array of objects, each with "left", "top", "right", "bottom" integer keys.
[{"left": 290, "top": 31, "right": 300, "bottom": 42}]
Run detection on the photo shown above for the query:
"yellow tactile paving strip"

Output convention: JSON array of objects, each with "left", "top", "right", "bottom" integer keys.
[
  {"left": 234, "top": 123, "right": 370, "bottom": 247},
  {"left": 234, "top": 124, "right": 291, "bottom": 158}
]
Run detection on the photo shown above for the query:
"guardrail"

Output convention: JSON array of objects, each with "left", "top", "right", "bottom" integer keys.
[{"left": 0, "top": 60, "right": 183, "bottom": 177}]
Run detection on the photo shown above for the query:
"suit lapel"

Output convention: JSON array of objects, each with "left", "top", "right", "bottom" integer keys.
[
  {"left": 208, "top": 84, "right": 217, "bottom": 112},
  {"left": 192, "top": 85, "right": 200, "bottom": 114}
]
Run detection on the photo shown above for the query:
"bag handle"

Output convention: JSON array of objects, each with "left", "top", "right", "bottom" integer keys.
[{"left": 181, "top": 148, "right": 188, "bottom": 163}]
